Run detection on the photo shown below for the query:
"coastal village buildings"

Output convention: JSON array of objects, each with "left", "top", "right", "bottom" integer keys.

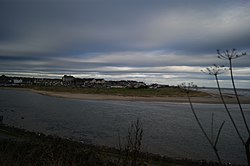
[
  {"left": 61, "top": 75, "right": 146, "bottom": 88},
  {"left": 0, "top": 75, "right": 154, "bottom": 89}
]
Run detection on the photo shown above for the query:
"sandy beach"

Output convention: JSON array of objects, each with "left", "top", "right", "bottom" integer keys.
[{"left": 31, "top": 89, "right": 250, "bottom": 104}]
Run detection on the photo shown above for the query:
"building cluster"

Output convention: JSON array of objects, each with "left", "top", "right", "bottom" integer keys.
[
  {"left": 61, "top": 75, "right": 147, "bottom": 88},
  {"left": 0, "top": 75, "right": 152, "bottom": 89}
]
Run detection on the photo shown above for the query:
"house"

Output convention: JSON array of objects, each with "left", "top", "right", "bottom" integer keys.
[
  {"left": 149, "top": 83, "right": 169, "bottom": 89},
  {"left": 134, "top": 82, "right": 147, "bottom": 88},
  {"left": 62, "top": 75, "right": 75, "bottom": 82},
  {"left": 94, "top": 79, "right": 106, "bottom": 84},
  {"left": 13, "top": 79, "right": 23, "bottom": 84}
]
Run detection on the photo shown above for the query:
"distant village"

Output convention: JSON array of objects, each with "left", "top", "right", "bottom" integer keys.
[{"left": 0, "top": 75, "right": 170, "bottom": 89}]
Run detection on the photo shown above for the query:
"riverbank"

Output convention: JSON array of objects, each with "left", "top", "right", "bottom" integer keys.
[
  {"left": 2, "top": 87, "right": 250, "bottom": 104},
  {"left": 0, "top": 124, "right": 225, "bottom": 166}
]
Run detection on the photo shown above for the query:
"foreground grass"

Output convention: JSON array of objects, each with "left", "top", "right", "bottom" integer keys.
[
  {"left": 0, "top": 124, "right": 228, "bottom": 166},
  {"left": 18, "top": 86, "right": 208, "bottom": 97}
]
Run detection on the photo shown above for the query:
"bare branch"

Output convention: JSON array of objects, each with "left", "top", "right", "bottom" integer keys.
[{"left": 214, "top": 121, "right": 225, "bottom": 147}]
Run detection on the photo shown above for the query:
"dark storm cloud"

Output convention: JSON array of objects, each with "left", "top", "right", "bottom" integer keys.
[{"left": 0, "top": 0, "right": 249, "bottom": 87}]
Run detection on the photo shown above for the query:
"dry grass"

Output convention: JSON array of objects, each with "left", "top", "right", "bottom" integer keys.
[{"left": 0, "top": 124, "right": 227, "bottom": 166}]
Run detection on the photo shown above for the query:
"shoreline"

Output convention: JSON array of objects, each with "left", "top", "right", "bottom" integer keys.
[
  {"left": 1, "top": 87, "right": 250, "bottom": 104},
  {"left": 30, "top": 89, "right": 250, "bottom": 104}
]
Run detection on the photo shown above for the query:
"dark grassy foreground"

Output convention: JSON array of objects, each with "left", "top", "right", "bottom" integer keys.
[
  {"left": 0, "top": 124, "right": 232, "bottom": 166},
  {"left": 22, "top": 86, "right": 208, "bottom": 97}
]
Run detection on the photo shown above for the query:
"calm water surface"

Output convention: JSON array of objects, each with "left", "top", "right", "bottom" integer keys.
[{"left": 0, "top": 89, "right": 249, "bottom": 164}]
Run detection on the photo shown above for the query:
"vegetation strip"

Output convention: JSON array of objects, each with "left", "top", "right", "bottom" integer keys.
[{"left": 0, "top": 124, "right": 231, "bottom": 166}]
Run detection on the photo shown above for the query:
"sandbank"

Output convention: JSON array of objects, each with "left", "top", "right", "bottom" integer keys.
[{"left": 31, "top": 89, "right": 250, "bottom": 104}]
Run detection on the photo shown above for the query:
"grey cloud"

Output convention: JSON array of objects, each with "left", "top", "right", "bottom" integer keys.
[
  {"left": 1, "top": 0, "right": 250, "bottom": 88},
  {"left": 1, "top": 0, "right": 250, "bottom": 54},
  {"left": 82, "top": 51, "right": 250, "bottom": 67}
]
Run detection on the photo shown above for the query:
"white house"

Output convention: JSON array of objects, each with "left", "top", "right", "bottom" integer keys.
[{"left": 13, "top": 79, "right": 23, "bottom": 84}]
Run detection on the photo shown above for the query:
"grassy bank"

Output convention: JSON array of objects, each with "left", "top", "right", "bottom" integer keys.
[
  {"left": 16, "top": 86, "right": 208, "bottom": 97},
  {"left": 0, "top": 124, "right": 228, "bottom": 166}
]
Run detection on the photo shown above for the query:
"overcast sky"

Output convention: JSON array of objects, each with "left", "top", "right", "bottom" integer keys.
[{"left": 0, "top": 0, "right": 249, "bottom": 88}]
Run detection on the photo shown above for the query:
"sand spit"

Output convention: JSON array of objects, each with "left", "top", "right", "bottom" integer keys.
[{"left": 32, "top": 89, "right": 250, "bottom": 104}]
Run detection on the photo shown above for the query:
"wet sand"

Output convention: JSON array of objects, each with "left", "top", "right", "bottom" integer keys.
[{"left": 31, "top": 89, "right": 250, "bottom": 104}]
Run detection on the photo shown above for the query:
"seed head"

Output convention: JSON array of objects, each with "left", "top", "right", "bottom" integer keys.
[
  {"left": 217, "top": 49, "right": 246, "bottom": 60},
  {"left": 201, "top": 64, "right": 228, "bottom": 76}
]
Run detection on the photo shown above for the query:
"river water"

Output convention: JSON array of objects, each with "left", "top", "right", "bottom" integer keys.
[{"left": 0, "top": 89, "right": 249, "bottom": 164}]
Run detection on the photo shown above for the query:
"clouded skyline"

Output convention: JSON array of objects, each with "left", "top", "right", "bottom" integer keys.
[{"left": 1, "top": 0, "right": 249, "bottom": 88}]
